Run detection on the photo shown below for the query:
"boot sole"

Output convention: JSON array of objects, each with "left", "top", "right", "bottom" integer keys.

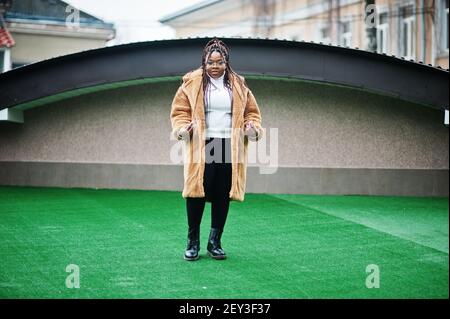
[
  {"left": 207, "top": 251, "right": 227, "bottom": 260},
  {"left": 184, "top": 255, "right": 200, "bottom": 261}
]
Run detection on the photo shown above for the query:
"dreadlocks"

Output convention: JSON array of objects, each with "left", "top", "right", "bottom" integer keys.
[{"left": 201, "top": 38, "right": 245, "bottom": 118}]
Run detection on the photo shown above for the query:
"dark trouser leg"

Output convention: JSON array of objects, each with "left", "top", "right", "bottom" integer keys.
[
  {"left": 211, "top": 162, "right": 232, "bottom": 229},
  {"left": 211, "top": 137, "right": 232, "bottom": 229},
  {"left": 186, "top": 197, "right": 205, "bottom": 229},
  {"left": 208, "top": 138, "right": 232, "bottom": 260}
]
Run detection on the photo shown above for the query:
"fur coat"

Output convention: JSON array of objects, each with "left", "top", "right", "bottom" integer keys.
[{"left": 170, "top": 67, "right": 264, "bottom": 202}]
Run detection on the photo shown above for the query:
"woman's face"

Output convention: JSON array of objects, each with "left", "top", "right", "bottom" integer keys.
[{"left": 205, "top": 51, "right": 227, "bottom": 79}]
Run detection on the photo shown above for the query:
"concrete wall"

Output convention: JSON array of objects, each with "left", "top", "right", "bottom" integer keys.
[{"left": 0, "top": 78, "right": 448, "bottom": 196}]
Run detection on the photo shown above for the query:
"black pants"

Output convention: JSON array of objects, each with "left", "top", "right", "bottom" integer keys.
[{"left": 186, "top": 137, "right": 232, "bottom": 230}]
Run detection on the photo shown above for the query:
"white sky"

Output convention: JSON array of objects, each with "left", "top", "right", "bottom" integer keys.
[{"left": 63, "top": 0, "right": 205, "bottom": 45}]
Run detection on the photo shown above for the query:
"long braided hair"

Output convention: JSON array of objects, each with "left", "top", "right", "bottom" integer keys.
[{"left": 201, "top": 38, "right": 246, "bottom": 119}]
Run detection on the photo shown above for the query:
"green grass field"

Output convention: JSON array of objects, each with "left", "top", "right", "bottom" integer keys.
[{"left": 0, "top": 186, "right": 448, "bottom": 298}]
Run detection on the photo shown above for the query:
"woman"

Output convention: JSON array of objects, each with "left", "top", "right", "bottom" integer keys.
[{"left": 170, "top": 38, "right": 264, "bottom": 261}]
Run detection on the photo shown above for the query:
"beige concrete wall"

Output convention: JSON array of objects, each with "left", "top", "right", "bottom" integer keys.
[{"left": 0, "top": 78, "right": 447, "bottom": 170}]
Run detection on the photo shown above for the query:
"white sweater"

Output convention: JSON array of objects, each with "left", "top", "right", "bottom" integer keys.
[{"left": 204, "top": 73, "right": 232, "bottom": 138}]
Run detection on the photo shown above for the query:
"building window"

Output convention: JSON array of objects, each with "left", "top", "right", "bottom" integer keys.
[
  {"left": 318, "top": 25, "right": 331, "bottom": 44},
  {"left": 400, "top": 5, "right": 415, "bottom": 60},
  {"left": 439, "top": 0, "right": 449, "bottom": 53},
  {"left": 377, "top": 12, "right": 389, "bottom": 54},
  {"left": 447, "top": 0, "right": 449, "bottom": 50},
  {"left": 340, "top": 21, "right": 352, "bottom": 47}
]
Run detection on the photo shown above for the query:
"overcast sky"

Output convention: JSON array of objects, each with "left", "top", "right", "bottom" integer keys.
[{"left": 64, "top": 0, "right": 204, "bottom": 45}]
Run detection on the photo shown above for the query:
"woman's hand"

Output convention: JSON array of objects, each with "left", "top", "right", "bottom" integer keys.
[
  {"left": 178, "top": 121, "right": 195, "bottom": 140},
  {"left": 244, "top": 120, "right": 258, "bottom": 139}
]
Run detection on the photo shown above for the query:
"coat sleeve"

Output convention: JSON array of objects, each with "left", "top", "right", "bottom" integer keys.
[
  {"left": 170, "top": 85, "right": 192, "bottom": 141},
  {"left": 244, "top": 88, "right": 264, "bottom": 142}
]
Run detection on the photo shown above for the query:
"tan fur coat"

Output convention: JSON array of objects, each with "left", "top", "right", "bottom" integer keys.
[{"left": 170, "top": 67, "right": 264, "bottom": 202}]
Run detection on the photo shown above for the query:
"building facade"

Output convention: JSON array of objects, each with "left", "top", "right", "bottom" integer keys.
[
  {"left": 159, "top": 0, "right": 449, "bottom": 69},
  {"left": 0, "top": 0, "right": 115, "bottom": 73}
]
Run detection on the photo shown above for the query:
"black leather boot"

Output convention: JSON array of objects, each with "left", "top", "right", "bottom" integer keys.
[
  {"left": 207, "top": 228, "right": 227, "bottom": 260},
  {"left": 184, "top": 227, "right": 200, "bottom": 261}
]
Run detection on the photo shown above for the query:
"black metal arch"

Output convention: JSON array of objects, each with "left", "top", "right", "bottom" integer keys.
[{"left": 0, "top": 37, "right": 448, "bottom": 111}]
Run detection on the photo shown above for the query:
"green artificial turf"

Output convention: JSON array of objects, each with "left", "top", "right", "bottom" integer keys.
[{"left": 0, "top": 186, "right": 448, "bottom": 298}]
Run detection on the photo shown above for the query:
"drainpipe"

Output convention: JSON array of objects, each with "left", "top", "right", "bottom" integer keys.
[{"left": 421, "top": 0, "right": 426, "bottom": 63}]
